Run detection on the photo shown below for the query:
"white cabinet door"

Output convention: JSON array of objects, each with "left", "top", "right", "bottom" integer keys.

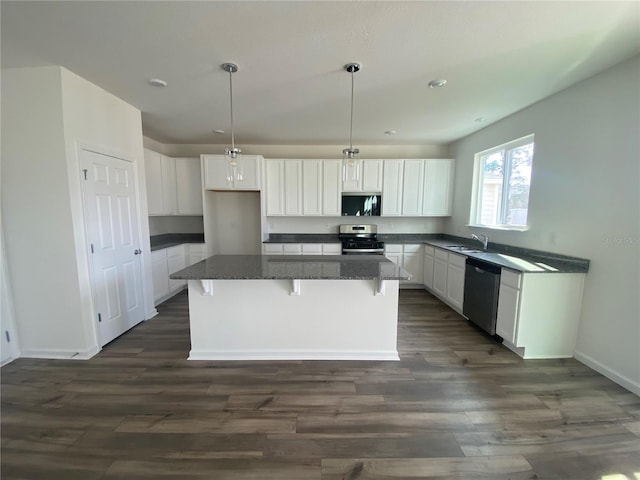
[
  {"left": 423, "top": 250, "right": 434, "bottom": 289},
  {"left": 401, "top": 160, "right": 425, "bottom": 216},
  {"left": 382, "top": 160, "right": 404, "bottom": 216},
  {"left": 322, "top": 243, "right": 342, "bottom": 255},
  {"left": 496, "top": 270, "right": 521, "bottom": 344},
  {"left": 167, "top": 245, "right": 187, "bottom": 291},
  {"left": 446, "top": 254, "right": 466, "bottom": 312},
  {"left": 283, "top": 243, "right": 302, "bottom": 255},
  {"left": 284, "top": 160, "right": 302, "bottom": 215},
  {"left": 265, "top": 159, "right": 284, "bottom": 216},
  {"left": 423, "top": 159, "right": 454, "bottom": 216},
  {"left": 175, "top": 158, "right": 203, "bottom": 215},
  {"left": 433, "top": 249, "right": 448, "bottom": 298},
  {"left": 402, "top": 252, "right": 424, "bottom": 285},
  {"left": 385, "top": 253, "right": 402, "bottom": 266},
  {"left": 202, "top": 154, "right": 261, "bottom": 190},
  {"left": 323, "top": 160, "right": 342, "bottom": 216},
  {"left": 151, "top": 250, "right": 169, "bottom": 304},
  {"left": 342, "top": 159, "right": 361, "bottom": 192},
  {"left": 187, "top": 244, "right": 206, "bottom": 265},
  {"left": 302, "top": 160, "right": 322, "bottom": 216},
  {"left": 362, "top": 160, "right": 383, "bottom": 192},
  {"left": 160, "top": 155, "right": 177, "bottom": 214},
  {"left": 144, "top": 149, "right": 164, "bottom": 215},
  {"left": 234, "top": 155, "right": 261, "bottom": 190},
  {"left": 301, "top": 243, "right": 322, "bottom": 255}
]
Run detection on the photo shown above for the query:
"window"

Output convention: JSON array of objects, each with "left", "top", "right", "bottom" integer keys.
[{"left": 471, "top": 135, "right": 534, "bottom": 229}]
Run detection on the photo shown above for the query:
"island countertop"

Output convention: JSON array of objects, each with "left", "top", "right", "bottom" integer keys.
[{"left": 170, "top": 254, "right": 411, "bottom": 281}]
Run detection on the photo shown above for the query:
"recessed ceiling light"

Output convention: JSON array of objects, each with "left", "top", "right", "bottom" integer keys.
[
  {"left": 474, "top": 116, "right": 487, "bottom": 123},
  {"left": 148, "top": 78, "right": 168, "bottom": 87},
  {"left": 213, "top": 129, "right": 225, "bottom": 134},
  {"left": 428, "top": 79, "right": 447, "bottom": 89},
  {"left": 384, "top": 130, "right": 397, "bottom": 135}
]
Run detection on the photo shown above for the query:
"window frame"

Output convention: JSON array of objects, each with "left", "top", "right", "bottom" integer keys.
[{"left": 469, "top": 134, "right": 535, "bottom": 231}]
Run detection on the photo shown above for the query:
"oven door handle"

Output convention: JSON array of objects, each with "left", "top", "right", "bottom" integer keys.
[{"left": 342, "top": 248, "right": 385, "bottom": 253}]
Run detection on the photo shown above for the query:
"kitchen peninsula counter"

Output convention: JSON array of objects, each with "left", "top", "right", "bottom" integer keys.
[{"left": 171, "top": 255, "right": 410, "bottom": 361}]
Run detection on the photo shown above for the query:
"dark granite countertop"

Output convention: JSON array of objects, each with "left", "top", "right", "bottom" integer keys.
[
  {"left": 423, "top": 237, "right": 590, "bottom": 274},
  {"left": 170, "top": 255, "right": 411, "bottom": 281},
  {"left": 151, "top": 233, "right": 205, "bottom": 251}
]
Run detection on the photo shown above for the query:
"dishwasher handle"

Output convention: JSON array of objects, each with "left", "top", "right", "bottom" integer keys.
[{"left": 466, "top": 257, "right": 502, "bottom": 275}]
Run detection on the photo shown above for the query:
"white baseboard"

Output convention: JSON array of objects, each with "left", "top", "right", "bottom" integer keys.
[
  {"left": 20, "top": 345, "right": 100, "bottom": 361},
  {"left": 574, "top": 350, "right": 640, "bottom": 396},
  {"left": 189, "top": 350, "right": 400, "bottom": 361},
  {"left": 145, "top": 308, "right": 158, "bottom": 320}
]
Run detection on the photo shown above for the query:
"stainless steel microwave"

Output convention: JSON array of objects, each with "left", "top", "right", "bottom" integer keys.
[{"left": 341, "top": 194, "right": 381, "bottom": 216}]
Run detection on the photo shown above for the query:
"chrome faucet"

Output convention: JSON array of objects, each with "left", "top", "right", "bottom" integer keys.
[{"left": 471, "top": 233, "right": 489, "bottom": 250}]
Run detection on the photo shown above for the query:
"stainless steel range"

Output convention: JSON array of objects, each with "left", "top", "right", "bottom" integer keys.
[{"left": 339, "top": 224, "right": 385, "bottom": 255}]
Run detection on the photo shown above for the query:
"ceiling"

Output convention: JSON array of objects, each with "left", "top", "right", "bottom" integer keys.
[{"left": 2, "top": 1, "right": 639, "bottom": 146}]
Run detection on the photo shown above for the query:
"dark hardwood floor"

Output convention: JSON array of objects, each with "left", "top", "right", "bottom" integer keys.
[{"left": 2, "top": 289, "right": 639, "bottom": 479}]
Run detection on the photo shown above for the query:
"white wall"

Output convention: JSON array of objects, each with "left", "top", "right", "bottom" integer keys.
[
  {"left": 148, "top": 216, "right": 204, "bottom": 236},
  {"left": 1, "top": 66, "right": 150, "bottom": 359},
  {"left": 445, "top": 56, "right": 640, "bottom": 393}
]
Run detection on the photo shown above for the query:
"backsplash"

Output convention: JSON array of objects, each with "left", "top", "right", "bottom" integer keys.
[
  {"left": 148, "top": 216, "right": 204, "bottom": 236},
  {"left": 265, "top": 216, "right": 444, "bottom": 234}
]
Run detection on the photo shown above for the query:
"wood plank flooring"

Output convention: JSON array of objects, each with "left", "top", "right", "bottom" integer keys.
[{"left": 2, "top": 289, "right": 639, "bottom": 479}]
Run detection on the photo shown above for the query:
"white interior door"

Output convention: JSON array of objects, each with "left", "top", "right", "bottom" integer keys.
[{"left": 82, "top": 149, "right": 144, "bottom": 346}]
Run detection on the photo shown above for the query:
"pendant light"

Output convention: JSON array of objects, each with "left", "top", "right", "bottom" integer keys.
[
  {"left": 342, "top": 62, "right": 361, "bottom": 165},
  {"left": 221, "top": 62, "right": 242, "bottom": 182}
]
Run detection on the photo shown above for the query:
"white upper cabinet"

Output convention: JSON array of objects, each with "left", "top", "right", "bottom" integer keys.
[
  {"left": 380, "top": 158, "right": 455, "bottom": 217},
  {"left": 322, "top": 159, "right": 342, "bottom": 216},
  {"left": 382, "top": 160, "right": 404, "bottom": 216},
  {"left": 422, "top": 159, "right": 455, "bottom": 216},
  {"left": 144, "top": 149, "right": 164, "bottom": 215},
  {"left": 342, "top": 159, "right": 383, "bottom": 192},
  {"left": 202, "top": 154, "right": 262, "bottom": 190},
  {"left": 302, "top": 160, "right": 322, "bottom": 216},
  {"left": 402, "top": 159, "right": 425, "bottom": 216},
  {"left": 284, "top": 160, "right": 302, "bottom": 215},
  {"left": 266, "top": 159, "right": 342, "bottom": 217},
  {"left": 144, "top": 150, "right": 203, "bottom": 216},
  {"left": 174, "top": 158, "right": 203, "bottom": 215}
]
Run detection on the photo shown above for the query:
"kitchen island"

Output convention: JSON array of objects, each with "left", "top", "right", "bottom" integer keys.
[{"left": 171, "top": 255, "right": 411, "bottom": 361}]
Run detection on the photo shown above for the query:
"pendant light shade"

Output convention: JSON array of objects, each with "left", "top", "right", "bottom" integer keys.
[
  {"left": 342, "top": 62, "right": 361, "bottom": 163},
  {"left": 220, "top": 63, "right": 242, "bottom": 167}
]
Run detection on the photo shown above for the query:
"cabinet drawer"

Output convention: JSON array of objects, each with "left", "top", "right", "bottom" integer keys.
[
  {"left": 167, "top": 255, "right": 186, "bottom": 274},
  {"left": 501, "top": 269, "right": 522, "bottom": 289},
  {"left": 322, "top": 243, "right": 342, "bottom": 255},
  {"left": 263, "top": 244, "right": 284, "bottom": 254},
  {"left": 301, "top": 244, "right": 322, "bottom": 255},
  {"left": 423, "top": 245, "right": 435, "bottom": 256},
  {"left": 448, "top": 252, "right": 467, "bottom": 269},
  {"left": 283, "top": 244, "right": 302, "bottom": 254},
  {"left": 385, "top": 244, "right": 403, "bottom": 254},
  {"left": 435, "top": 248, "right": 449, "bottom": 261},
  {"left": 403, "top": 244, "right": 422, "bottom": 253}
]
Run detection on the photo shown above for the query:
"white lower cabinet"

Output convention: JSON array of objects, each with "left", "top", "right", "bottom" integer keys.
[
  {"left": 445, "top": 252, "right": 466, "bottom": 312},
  {"left": 423, "top": 245, "right": 435, "bottom": 289},
  {"left": 385, "top": 244, "right": 423, "bottom": 286},
  {"left": 151, "top": 250, "right": 170, "bottom": 304},
  {"left": 428, "top": 246, "right": 466, "bottom": 313},
  {"left": 432, "top": 249, "right": 448, "bottom": 298},
  {"left": 496, "top": 270, "right": 585, "bottom": 359},
  {"left": 262, "top": 243, "right": 342, "bottom": 255},
  {"left": 151, "top": 243, "right": 207, "bottom": 306}
]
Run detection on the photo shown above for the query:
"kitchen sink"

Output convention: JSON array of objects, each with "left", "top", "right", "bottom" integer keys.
[{"left": 446, "top": 245, "right": 484, "bottom": 253}]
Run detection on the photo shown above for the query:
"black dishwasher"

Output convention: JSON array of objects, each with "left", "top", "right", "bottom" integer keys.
[{"left": 463, "top": 258, "right": 501, "bottom": 335}]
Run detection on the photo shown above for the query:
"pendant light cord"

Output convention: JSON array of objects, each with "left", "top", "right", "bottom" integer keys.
[
  {"left": 228, "top": 69, "right": 235, "bottom": 151},
  {"left": 349, "top": 68, "right": 354, "bottom": 150}
]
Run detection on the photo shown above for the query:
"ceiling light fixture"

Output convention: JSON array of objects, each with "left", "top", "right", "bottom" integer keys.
[
  {"left": 342, "top": 62, "right": 361, "bottom": 165},
  {"left": 148, "top": 78, "right": 168, "bottom": 87},
  {"left": 221, "top": 62, "right": 243, "bottom": 182},
  {"left": 428, "top": 79, "right": 447, "bottom": 89}
]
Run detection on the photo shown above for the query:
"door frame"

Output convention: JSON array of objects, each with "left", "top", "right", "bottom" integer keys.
[{"left": 77, "top": 142, "right": 154, "bottom": 349}]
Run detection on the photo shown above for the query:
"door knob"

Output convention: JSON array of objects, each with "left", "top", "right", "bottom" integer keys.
[{"left": 134, "top": 249, "right": 142, "bottom": 255}]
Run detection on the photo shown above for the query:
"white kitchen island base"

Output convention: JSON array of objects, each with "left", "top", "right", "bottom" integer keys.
[{"left": 186, "top": 278, "right": 400, "bottom": 361}]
